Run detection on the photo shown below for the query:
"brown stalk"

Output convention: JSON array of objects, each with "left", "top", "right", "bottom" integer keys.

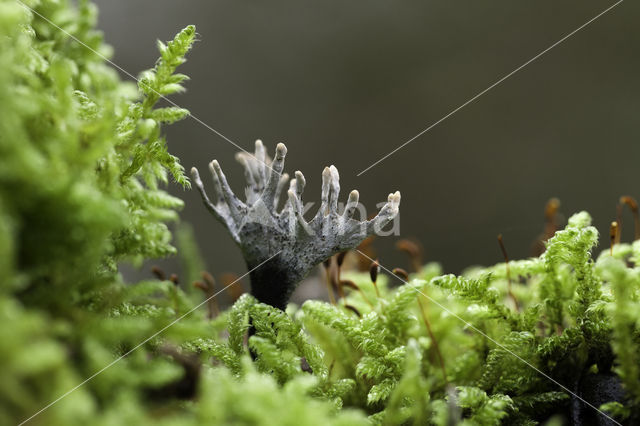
[
  {"left": 329, "top": 259, "right": 345, "bottom": 301},
  {"left": 336, "top": 251, "right": 348, "bottom": 268},
  {"left": 356, "top": 236, "right": 376, "bottom": 271},
  {"left": 615, "top": 202, "right": 623, "bottom": 244},
  {"left": 610, "top": 221, "right": 618, "bottom": 256},
  {"left": 369, "top": 260, "right": 381, "bottom": 297},
  {"left": 151, "top": 265, "right": 166, "bottom": 281},
  {"left": 335, "top": 253, "right": 347, "bottom": 301},
  {"left": 344, "top": 304, "right": 361, "bottom": 317},
  {"left": 620, "top": 196, "right": 640, "bottom": 241},
  {"left": 201, "top": 272, "right": 220, "bottom": 318},
  {"left": 340, "top": 279, "right": 374, "bottom": 308},
  {"left": 169, "top": 274, "right": 179, "bottom": 286},
  {"left": 392, "top": 267, "right": 409, "bottom": 282},
  {"left": 497, "top": 234, "right": 519, "bottom": 311},
  {"left": 417, "top": 296, "right": 447, "bottom": 384},
  {"left": 220, "top": 273, "right": 245, "bottom": 302},
  {"left": 543, "top": 198, "right": 561, "bottom": 240},
  {"left": 532, "top": 197, "right": 561, "bottom": 256},
  {"left": 395, "top": 239, "right": 423, "bottom": 272}
]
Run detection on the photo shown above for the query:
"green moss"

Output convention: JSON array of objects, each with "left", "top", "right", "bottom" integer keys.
[{"left": 1, "top": 1, "right": 639, "bottom": 425}]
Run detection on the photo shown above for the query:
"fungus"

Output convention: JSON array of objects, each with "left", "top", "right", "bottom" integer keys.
[{"left": 191, "top": 140, "right": 401, "bottom": 309}]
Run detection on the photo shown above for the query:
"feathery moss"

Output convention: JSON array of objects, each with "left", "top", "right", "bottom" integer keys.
[{"left": 2, "top": 1, "right": 640, "bottom": 425}]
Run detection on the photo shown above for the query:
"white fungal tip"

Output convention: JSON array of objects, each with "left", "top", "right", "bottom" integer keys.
[
  {"left": 294, "top": 171, "right": 306, "bottom": 190},
  {"left": 276, "top": 143, "right": 287, "bottom": 157},
  {"left": 393, "top": 191, "right": 401, "bottom": 204},
  {"left": 195, "top": 140, "right": 402, "bottom": 302}
]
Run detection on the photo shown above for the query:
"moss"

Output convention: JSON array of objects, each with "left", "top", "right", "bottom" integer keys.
[{"left": 1, "top": 1, "right": 640, "bottom": 425}]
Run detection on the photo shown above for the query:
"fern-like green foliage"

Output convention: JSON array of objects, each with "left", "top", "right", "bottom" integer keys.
[
  {"left": 183, "top": 211, "right": 637, "bottom": 424},
  {"left": 0, "top": 1, "right": 202, "bottom": 423},
  {"left": 596, "top": 251, "right": 640, "bottom": 406},
  {"left": 2, "top": 1, "right": 640, "bottom": 425}
]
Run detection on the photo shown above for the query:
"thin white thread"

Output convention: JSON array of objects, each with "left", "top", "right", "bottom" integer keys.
[{"left": 357, "top": 0, "right": 624, "bottom": 176}]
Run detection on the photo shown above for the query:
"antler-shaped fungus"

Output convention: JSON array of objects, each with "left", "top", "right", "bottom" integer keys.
[{"left": 191, "top": 140, "right": 400, "bottom": 309}]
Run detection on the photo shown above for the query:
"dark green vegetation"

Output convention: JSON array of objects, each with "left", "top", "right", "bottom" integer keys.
[{"left": 1, "top": 1, "right": 639, "bottom": 425}]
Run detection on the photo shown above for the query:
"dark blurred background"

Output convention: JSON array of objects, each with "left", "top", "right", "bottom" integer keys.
[{"left": 94, "top": 0, "right": 639, "bottom": 292}]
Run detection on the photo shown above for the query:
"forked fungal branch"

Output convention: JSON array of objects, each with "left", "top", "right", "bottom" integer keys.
[{"left": 191, "top": 140, "right": 401, "bottom": 310}]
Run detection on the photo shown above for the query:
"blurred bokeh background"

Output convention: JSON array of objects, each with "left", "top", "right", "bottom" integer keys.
[{"left": 94, "top": 0, "right": 639, "bottom": 296}]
